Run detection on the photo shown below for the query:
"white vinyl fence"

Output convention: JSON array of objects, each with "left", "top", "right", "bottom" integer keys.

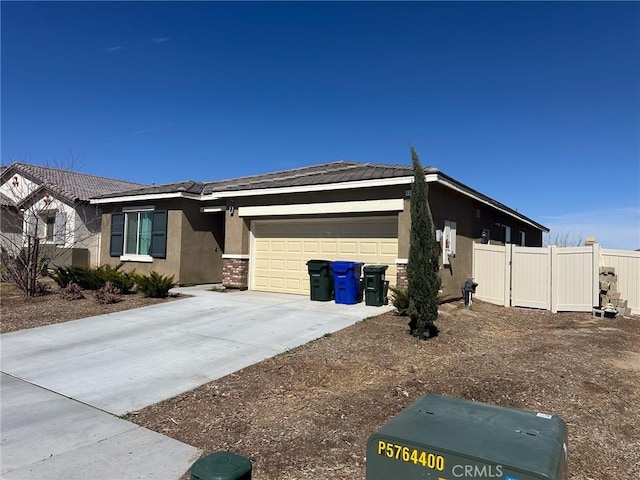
[{"left": 472, "top": 243, "right": 640, "bottom": 315}]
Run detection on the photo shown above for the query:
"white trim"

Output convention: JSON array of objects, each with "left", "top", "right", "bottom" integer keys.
[
  {"left": 238, "top": 199, "right": 404, "bottom": 217},
  {"left": 222, "top": 254, "right": 250, "bottom": 259},
  {"left": 395, "top": 258, "right": 408, "bottom": 264},
  {"left": 122, "top": 205, "right": 155, "bottom": 212},
  {"left": 249, "top": 220, "right": 256, "bottom": 291},
  {"left": 200, "top": 206, "right": 226, "bottom": 213},
  {"left": 120, "top": 254, "right": 153, "bottom": 263},
  {"left": 90, "top": 192, "right": 200, "bottom": 204},
  {"left": 210, "top": 176, "right": 415, "bottom": 199}
]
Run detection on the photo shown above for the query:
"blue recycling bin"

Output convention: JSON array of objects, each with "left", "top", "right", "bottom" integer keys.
[{"left": 331, "top": 261, "right": 364, "bottom": 305}]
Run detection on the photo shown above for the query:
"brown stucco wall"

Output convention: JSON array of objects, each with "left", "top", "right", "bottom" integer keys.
[
  {"left": 178, "top": 200, "right": 224, "bottom": 284},
  {"left": 223, "top": 207, "right": 250, "bottom": 255},
  {"left": 99, "top": 199, "right": 224, "bottom": 285},
  {"left": 396, "top": 181, "right": 544, "bottom": 300}
]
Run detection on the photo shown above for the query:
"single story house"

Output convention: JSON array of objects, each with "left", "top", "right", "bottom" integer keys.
[
  {"left": 91, "top": 161, "right": 548, "bottom": 299},
  {"left": 0, "top": 162, "right": 146, "bottom": 268}
]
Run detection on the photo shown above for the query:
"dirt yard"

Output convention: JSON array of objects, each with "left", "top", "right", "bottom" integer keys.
[
  {"left": 0, "top": 281, "right": 180, "bottom": 333},
  {"left": 2, "top": 283, "right": 638, "bottom": 479},
  {"left": 130, "top": 301, "right": 639, "bottom": 480}
]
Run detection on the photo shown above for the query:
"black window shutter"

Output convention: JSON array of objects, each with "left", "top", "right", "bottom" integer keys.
[
  {"left": 150, "top": 210, "right": 167, "bottom": 258},
  {"left": 110, "top": 212, "right": 124, "bottom": 257}
]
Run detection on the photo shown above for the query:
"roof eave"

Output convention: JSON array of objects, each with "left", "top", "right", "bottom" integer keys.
[{"left": 90, "top": 191, "right": 203, "bottom": 204}]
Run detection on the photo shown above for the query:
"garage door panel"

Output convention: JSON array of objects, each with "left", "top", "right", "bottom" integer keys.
[
  {"left": 253, "top": 218, "right": 398, "bottom": 295},
  {"left": 255, "top": 240, "right": 269, "bottom": 252},
  {"left": 359, "top": 242, "right": 378, "bottom": 255},
  {"left": 287, "top": 241, "right": 302, "bottom": 253},
  {"left": 381, "top": 242, "right": 398, "bottom": 255},
  {"left": 254, "top": 258, "right": 269, "bottom": 270},
  {"left": 303, "top": 241, "right": 320, "bottom": 254},
  {"left": 286, "top": 259, "right": 301, "bottom": 272},
  {"left": 321, "top": 241, "right": 338, "bottom": 254},
  {"left": 270, "top": 259, "right": 285, "bottom": 271},
  {"left": 339, "top": 242, "right": 357, "bottom": 255},
  {"left": 254, "top": 275, "right": 268, "bottom": 288}
]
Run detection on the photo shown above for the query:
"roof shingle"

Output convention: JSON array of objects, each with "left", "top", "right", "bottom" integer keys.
[{"left": 1, "top": 162, "right": 147, "bottom": 203}]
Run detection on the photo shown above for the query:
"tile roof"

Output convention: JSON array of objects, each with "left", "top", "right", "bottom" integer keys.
[
  {"left": 95, "top": 180, "right": 207, "bottom": 199},
  {"left": 2, "top": 162, "right": 147, "bottom": 203},
  {"left": 93, "top": 161, "right": 430, "bottom": 199},
  {"left": 203, "top": 161, "right": 433, "bottom": 194},
  {"left": 0, "top": 192, "right": 17, "bottom": 208}
]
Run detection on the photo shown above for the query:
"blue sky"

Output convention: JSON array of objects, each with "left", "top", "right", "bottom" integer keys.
[{"left": 2, "top": 1, "right": 639, "bottom": 249}]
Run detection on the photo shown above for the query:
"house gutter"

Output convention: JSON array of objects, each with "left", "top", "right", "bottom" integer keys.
[{"left": 90, "top": 192, "right": 202, "bottom": 204}]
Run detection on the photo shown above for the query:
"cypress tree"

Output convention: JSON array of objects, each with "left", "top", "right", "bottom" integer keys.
[{"left": 407, "top": 146, "right": 440, "bottom": 338}]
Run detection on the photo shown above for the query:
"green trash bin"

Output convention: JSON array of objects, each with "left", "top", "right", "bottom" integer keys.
[
  {"left": 306, "top": 259, "right": 333, "bottom": 301},
  {"left": 367, "top": 393, "right": 568, "bottom": 480},
  {"left": 363, "top": 265, "right": 388, "bottom": 306},
  {"left": 191, "top": 451, "right": 252, "bottom": 480}
]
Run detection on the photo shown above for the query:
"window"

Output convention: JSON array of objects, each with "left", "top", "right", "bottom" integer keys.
[
  {"left": 125, "top": 211, "right": 153, "bottom": 255},
  {"left": 40, "top": 211, "right": 66, "bottom": 245},
  {"left": 502, "top": 225, "right": 512, "bottom": 244},
  {"left": 110, "top": 209, "right": 167, "bottom": 260},
  {"left": 45, "top": 216, "right": 56, "bottom": 242},
  {"left": 519, "top": 231, "right": 526, "bottom": 246}
]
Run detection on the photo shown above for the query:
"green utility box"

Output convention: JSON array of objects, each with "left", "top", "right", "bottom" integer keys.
[
  {"left": 306, "top": 259, "right": 333, "bottom": 301},
  {"left": 190, "top": 452, "right": 252, "bottom": 480},
  {"left": 367, "top": 393, "right": 567, "bottom": 480},
  {"left": 363, "top": 265, "right": 388, "bottom": 306}
]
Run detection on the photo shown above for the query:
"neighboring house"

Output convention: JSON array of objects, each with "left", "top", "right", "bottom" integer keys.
[
  {"left": 91, "top": 161, "right": 548, "bottom": 299},
  {"left": 0, "top": 162, "right": 146, "bottom": 268}
]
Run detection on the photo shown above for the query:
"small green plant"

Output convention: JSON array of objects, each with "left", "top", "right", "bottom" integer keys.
[
  {"left": 96, "top": 264, "right": 135, "bottom": 294},
  {"left": 61, "top": 281, "right": 85, "bottom": 300},
  {"left": 52, "top": 263, "right": 135, "bottom": 293},
  {"left": 134, "top": 271, "right": 176, "bottom": 298},
  {"left": 94, "top": 281, "right": 122, "bottom": 304},
  {"left": 388, "top": 285, "right": 410, "bottom": 316}
]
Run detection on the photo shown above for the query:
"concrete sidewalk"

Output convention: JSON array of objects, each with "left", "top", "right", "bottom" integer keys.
[
  {"left": 1, "top": 373, "right": 200, "bottom": 479},
  {"left": 1, "top": 288, "right": 393, "bottom": 479}
]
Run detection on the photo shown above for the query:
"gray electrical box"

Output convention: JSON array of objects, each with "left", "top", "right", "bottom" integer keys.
[{"left": 367, "top": 393, "right": 567, "bottom": 480}]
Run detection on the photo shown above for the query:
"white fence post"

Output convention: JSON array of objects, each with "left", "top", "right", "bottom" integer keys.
[
  {"left": 551, "top": 245, "right": 558, "bottom": 313},
  {"left": 592, "top": 243, "right": 601, "bottom": 309}
]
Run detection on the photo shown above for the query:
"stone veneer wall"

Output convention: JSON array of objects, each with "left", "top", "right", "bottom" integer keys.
[
  {"left": 222, "top": 258, "right": 249, "bottom": 290},
  {"left": 396, "top": 263, "right": 408, "bottom": 289}
]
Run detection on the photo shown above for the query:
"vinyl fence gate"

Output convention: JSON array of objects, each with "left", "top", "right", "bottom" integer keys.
[{"left": 472, "top": 243, "right": 639, "bottom": 315}]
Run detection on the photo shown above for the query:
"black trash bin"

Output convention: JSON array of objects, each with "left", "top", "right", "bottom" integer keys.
[
  {"left": 306, "top": 260, "right": 333, "bottom": 301},
  {"left": 363, "top": 265, "right": 389, "bottom": 306}
]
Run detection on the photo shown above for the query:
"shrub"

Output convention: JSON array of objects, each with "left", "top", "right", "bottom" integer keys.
[
  {"left": 52, "top": 263, "right": 135, "bottom": 293},
  {"left": 94, "top": 281, "right": 122, "bottom": 304},
  {"left": 388, "top": 285, "right": 410, "bottom": 316},
  {"left": 61, "top": 281, "right": 85, "bottom": 300},
  {"left": 52, "top": 266, "right": 102, "bottom": 290},
  {"left": 134, "top": 271, "right": 176, "bottom": 298},
  {"left": 407, "top": 147, "right": 440, "bottom": 339},
  {"left": 96, "top": 264, "right": 135, "bottom": 294}
]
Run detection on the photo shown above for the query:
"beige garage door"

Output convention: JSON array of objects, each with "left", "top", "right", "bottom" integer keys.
[{"left": 252, "top": 217, "right": 398, "bottom": 295}]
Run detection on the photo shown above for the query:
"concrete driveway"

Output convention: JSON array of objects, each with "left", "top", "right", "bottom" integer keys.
[{"left": 1, "top": 287, "right": 393, "bottom": 478}]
